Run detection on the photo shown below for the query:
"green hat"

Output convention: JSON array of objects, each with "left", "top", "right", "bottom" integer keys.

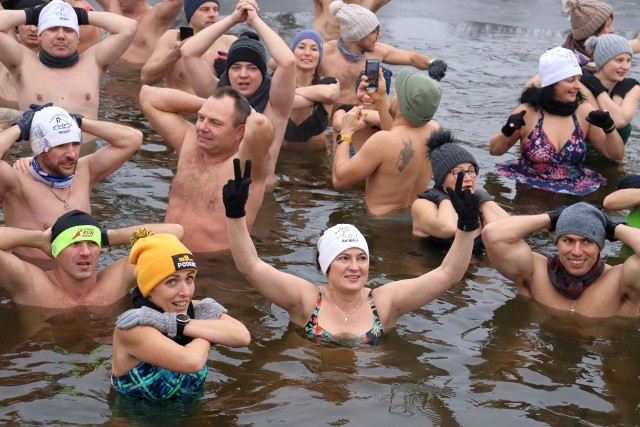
[{"left": 394, "top": 69, "right": 442, "bottom": 126}]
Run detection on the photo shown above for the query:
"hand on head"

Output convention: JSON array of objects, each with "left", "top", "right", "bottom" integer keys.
[
  {"left": 223, "top": 158, "right": 252, "bottom": 219},
  {"left": 445, "top": 171, "right": 480, "bottom": 231},
  {"left": 13, "top": 102, "right": 53, "bottom": 142},
  {"left": 547, "top": 207, "right": 564, "bottom": 232}
]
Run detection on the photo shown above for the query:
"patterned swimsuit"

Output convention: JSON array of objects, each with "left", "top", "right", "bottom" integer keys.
[
  {"left": 497, "top": 110, "right": 606, "bottom": 195},
  {"left": 302, "top": 291, "right": 384, "bottom": 345},
  {"left": 112, "top": 361, "right": 207, "bottom": 400}
]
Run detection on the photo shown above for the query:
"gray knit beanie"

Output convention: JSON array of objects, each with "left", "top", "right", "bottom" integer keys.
[
  {"left": 563, "top": 0, "right": 612, "bottom": 41},
  {"left": 329, "top": 0, "right": 379, "bottom": 42},
  {"left": 427, "top": 129, "right": 478, "bottom": 189},
  {"left": 226, "top": 31, "right": 268, "bottom": 77},
  {"left": 554, "top": 202, "right": 606, "bottom": 249},
  {"left": 584, "top": 34, "right": 633, "bottom": 71}
]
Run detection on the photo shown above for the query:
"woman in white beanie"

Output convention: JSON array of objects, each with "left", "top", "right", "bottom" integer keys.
[
  {"left": 490, "top": 47, "right": 624, "bottom": 196},
  {"left": 579, "top": 34, "right": 639, "bottom": 145},
  {"left": 224, "top": 159, "right": 478, "bottom": 346}
]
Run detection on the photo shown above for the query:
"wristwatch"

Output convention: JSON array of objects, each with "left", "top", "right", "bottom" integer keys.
[
  {"left": 176, "top": 313, "right": 190, "bottom": 338},
  {"left": 335, "top": 133, "right": 352, "bottom": 145}
]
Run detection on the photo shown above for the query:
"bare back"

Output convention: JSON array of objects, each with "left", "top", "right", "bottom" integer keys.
[{"left": 361, "top": 121, "right": 439, "bottom": 215}]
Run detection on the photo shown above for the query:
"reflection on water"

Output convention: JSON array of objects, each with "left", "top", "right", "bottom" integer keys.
[{"left": 2, "top": 0, "right": 640, "bottom": 425}]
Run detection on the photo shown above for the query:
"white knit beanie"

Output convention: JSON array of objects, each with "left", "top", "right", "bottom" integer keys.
[
  {"left": 539, "top": 47, "right": 582, "bottom": 88},
  {"left": 329, "top": 0, "right": 379, "bottom": 42}
]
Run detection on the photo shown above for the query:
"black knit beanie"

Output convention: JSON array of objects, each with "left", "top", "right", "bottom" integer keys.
[{"left": 226, "top": 31, "right": 267, "bottom": 77}]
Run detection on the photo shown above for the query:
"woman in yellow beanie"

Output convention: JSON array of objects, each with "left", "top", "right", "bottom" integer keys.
[{"left": 111, "top": 230, "right": 250, "bottom": 400}]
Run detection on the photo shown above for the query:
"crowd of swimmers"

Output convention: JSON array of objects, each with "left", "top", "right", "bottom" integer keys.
[{"left": 0, "top": 0, "right": 639, "bottom": 401}]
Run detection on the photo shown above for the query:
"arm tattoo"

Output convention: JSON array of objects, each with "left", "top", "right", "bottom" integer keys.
[{"left": 396, "top": 137, "right": 414, "bottom": 172}]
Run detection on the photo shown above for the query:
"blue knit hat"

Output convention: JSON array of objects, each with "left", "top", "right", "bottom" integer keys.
[
  {"left": 290, "top": 29, "right": 323, "bottom": 63},
  {"left": 184, "top": 0, "right": 218, "bottom": 23}
]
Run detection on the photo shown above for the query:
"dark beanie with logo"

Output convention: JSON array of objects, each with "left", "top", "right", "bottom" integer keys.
[
  {"left": 184, "top": 0, "right": 218, "bottom": 23},
  {"left": 427, "top": 129, "right": 479, "bottom": 189},
  {"left": 226, "top": 31, "right": 268, "bottom": 77}
]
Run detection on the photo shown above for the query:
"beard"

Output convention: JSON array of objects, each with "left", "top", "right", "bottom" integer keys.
[{"left": 39, "top": 153, "right": 76, "bottom": 177}]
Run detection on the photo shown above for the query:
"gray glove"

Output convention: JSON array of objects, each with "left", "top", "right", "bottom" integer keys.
[
  {"left": 115, "top": 306, "right": 178, "bottom": 338},
  {"left": 194, "top": 298, "right": 228, "bottom": 320}
]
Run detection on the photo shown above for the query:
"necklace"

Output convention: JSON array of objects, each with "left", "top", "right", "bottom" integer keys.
[
  {"left": 329, "top": 289, "right": 364, "bottom": 323},
  {"left": 44, "top": 182, "right": 72, "bottom": 210}
]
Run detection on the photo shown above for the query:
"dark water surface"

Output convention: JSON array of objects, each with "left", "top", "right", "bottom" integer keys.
[{"left": 2, "top": 0, "right": 640, "bottom": 425}]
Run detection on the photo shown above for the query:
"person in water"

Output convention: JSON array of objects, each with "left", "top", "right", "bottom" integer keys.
[
  {"left": 483, "top": 202, "right": 640, "bottom": 318},
  {"left": 224, "top": 159, "right": 479, "bottom": 345},
  {"left": 111, "top": 230, "right": 250, "bottom": 400},
  {"left": 411, "top": 129, "right": 508, "bottom": 248},
  {"left": 489, "top": 46, "right": 624, "bottom": 196}
]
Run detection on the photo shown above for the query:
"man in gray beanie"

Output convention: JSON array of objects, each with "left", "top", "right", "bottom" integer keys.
[
  {"left": 331, "top": 69, "right": 443, "bottom": 216},
  {"left": 411, "top": 129, "right": 508, "bottom": 247},
  {"left": 483, "top": 201, "right": 640, "bottom": 318},
  {"left": 318, "top": 0, "right": 448, "bottom": 111}
]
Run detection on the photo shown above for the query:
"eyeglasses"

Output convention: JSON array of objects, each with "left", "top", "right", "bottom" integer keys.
[{"left": 450, "top": 167, "right": 478, "bottom": 178}]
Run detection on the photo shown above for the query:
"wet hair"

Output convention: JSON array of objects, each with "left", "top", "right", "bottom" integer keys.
[{"left": 211, "top": 86, "right": 251, "bottom": 126}]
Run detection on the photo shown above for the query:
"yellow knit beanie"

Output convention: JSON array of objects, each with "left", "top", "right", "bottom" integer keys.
[{"left": 129, "top": 233, "right": 197, "bottom": 297}]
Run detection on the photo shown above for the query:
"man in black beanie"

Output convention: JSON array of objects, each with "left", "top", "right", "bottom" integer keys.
[
  {"left": 0, "top": 209, "right": 184, "bottom": 308},
  {"left": 141, "top": 0, "right": 237, "bottom": 93},
  {"left": 483, "top": 202, "right": 640, "bottom": 318},
  {"left": 180, "top": 0, "right": 296, "bottom": 186}
]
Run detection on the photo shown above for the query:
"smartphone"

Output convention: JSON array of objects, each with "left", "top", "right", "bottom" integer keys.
[
  {"left": 365, "top": 59, "right": 379, "bottom": 91},
  {"left": 179, "top": 26, "right": 194, "bottom": 41}
]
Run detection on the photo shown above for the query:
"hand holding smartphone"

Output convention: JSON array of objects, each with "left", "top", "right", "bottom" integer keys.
[
  {"left": 365, "top": 59, "right": 380, "bottom": 91},
  {"left": 179, "top": 26, "right": 194, "bottom": 41}
]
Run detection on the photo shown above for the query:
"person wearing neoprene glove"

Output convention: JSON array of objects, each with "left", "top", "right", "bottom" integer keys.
[
  {"left": 490, "top": 47, "right": 624, "bottom": 196},
  {"left": 222, "top": 158, "right": 252, "bottom": 219},
  {"left": 13, "top": 102, "right": 53, "bottom": 142},
  {"left": 412, "top": 129, "right": 508, "bottom": 248},
  {"left": 213, "top": 51, "right": 228, "bottom": 77},
  {"left": 500, "top": 110, "right": 526, "bottom": 137},
  {"left": 283, "top": 29, "right": 340, "bottom": 143},
  {"left": 226, "top": 165, "right": 477, "bottom": 346},
  {"left": 483, "top": 202, "right": 640, "bottom": 318},
  {"left": 428, "top": 59, "right": 448, "bottom": 82},
  {"left": 580, "top": 34, "right": 640, "bottom": 146},
  {"left": 111, "top": 230, "right": 250, "bottom": 400}
]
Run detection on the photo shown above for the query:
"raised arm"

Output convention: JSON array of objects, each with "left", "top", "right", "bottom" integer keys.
[
  {"left": 332, "top": 106, "right": 384, "bottom": 189},
  {"left": 152, "top": 0, "right": 184, "bottom": 28},
  {"left": 140, "top": 30, "right": 181, "bottom": 85},
  {"left": 603, "top": 188, "right": 640, "bottom": 211},
  {"left": 482, "top": 213, "right": 550, "bottom": 289},
  {"left": 0, "top": 226, "right": 51, "bottom": 298},
  {"left": 139, "top": 85, "right": 205, "bottom": 152},
  {"left": 85, "top": 10, "right": 137, "bottom": 68},
  {"left": 80, "top": 117, "right": 143, "bottom": 184},
  {"left": 378, "top": 43, "right": 430, "bottom": 70},
  {"left": 614, "top": 224, "right": 640, "bottom": 297},
  {"left": 489, "top": 105, "right": 528, "bottom": 156},
  {"left": 0, "top": 124, "right": 21, "bottom": 196},
  {"left": 0, "top": 10, "right": 31, "bottom": 69},
  {"left": 246, "top": 8, "right": 296, "bottom": 117},
  {"left": 375, "top": 176, "right": 478, "bottom": 328},
  {"left": 181, "top": 8, "right": 245, "bottom": 97}
]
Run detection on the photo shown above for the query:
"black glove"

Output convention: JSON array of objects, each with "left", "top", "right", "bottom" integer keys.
[
  {"left": 213, "top": 51, "right": 227, "bottom": 77},
  {"left": 604, "top": 214, "right": 625, "bottom": 242},
  {"left": 222, "top": 158, "right": 252, "bottom": 218},
  {"left": 580, "top": 73, "right": 608, "bottom": 98},
  {"left": 418, "top": 187, "right": 450, "bottom": 206},
  {"left": 73, "top": 7, "right": 90, "bottom": 25},
  {"left": 428, "top": 59, "right": 447, "bottom": 81},
  {"left": 24, "top": 2, "right": 46, "bottom": 26},
  {"left": 318, "top": 76, "right": 338, "bottom": 85},
  {"left": 70, "top": 113, "right": 83, "bottom": 128},
  {"left": 445, "top": 171, "right": 480, "bottom": 231},
  {"left": 586, "top": 110, "right": 615, "bottom": 134},
  {"left": 13, "top": 102, "right": 53, "bottom": 142},
  {"left": 474, "top": 189, "right": 494, "bottom": 204},
  {"left": 610, "top": 78, "right": 639, "bottom": 98},
  {"left": 547, "top": 207, "right": 564, "bottom": 232},
  {"left": 501, "top": 110, "right": 526, "bottom": 137}
]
